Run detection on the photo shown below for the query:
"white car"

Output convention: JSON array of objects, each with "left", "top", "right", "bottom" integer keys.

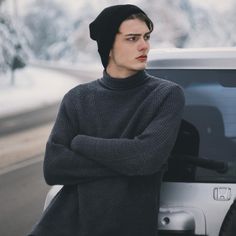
[
  {"left": 147, "top": 47, "right": 236, "bottom": 236},
  {"left": 44, "top": 48, "right": 236, "bottom": 236}
]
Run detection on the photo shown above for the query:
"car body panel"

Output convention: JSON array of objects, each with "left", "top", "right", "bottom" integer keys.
[{"left": 159, "top": 183, "right": 236, "bottom": 235}]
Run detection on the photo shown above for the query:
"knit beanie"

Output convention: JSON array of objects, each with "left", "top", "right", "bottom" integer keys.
[{"left": 89, "top": 4, "right": 153, "bottom": 68}]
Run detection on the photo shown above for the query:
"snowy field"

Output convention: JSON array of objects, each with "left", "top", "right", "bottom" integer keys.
[{"left": 0, "top": 66, "right": 80, "bottom": 118}]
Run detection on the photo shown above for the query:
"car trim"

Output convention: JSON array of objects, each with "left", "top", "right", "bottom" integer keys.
[{"left": 147, "top": 47, "right": 236, "bottom": 70}]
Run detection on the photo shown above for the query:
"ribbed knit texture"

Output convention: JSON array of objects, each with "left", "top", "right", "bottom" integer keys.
[{"left": 42, "top": 70, "right": 185, "bottom": 236}]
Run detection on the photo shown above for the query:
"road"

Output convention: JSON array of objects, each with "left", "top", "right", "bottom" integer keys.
[
  {"left": 0, "top": 160, "right": 50, "bottom": 236},
  {"left": 0, "top": 102, "right": 59, "bottom": 136},
  {"left": 0, "top": 105, "right": 57, "bottom": 236}
]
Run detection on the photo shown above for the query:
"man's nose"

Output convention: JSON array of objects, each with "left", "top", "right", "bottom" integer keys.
[{"left": 138, "top": 38, "right": 149, "bottom": 51}]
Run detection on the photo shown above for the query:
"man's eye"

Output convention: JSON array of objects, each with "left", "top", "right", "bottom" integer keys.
[
  {"left": 127, "top": 37, "right": 138, "bottom": 42},
  {"left": 144, "top": 34, "right": 151, "bottom": 41}
]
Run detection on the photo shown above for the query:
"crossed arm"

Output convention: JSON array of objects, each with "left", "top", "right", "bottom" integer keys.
[
  {"left": 43, "top": 94, "right": 120, "bottom": 186},
  {"left": 44, "top": 85, "right": 184, "bottom": 185},
  {"left": 70, "top": 85, "right": 185, "bottom": 176}
]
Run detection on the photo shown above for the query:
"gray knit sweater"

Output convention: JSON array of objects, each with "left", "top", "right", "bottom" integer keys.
[{"left": 42, "top": 70, "right": 185, "bottom": 236}]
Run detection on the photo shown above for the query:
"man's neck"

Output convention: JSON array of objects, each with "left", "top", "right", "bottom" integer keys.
[{"left": 106, "top": 66, "right": 138, "bottom": 79}]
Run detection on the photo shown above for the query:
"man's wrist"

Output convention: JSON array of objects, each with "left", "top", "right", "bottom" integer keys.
[
  {"left": 70, "top": 134, "right": 93, "bottom": 153},
  {"left": 70, "top": 135, "right": 82, "bottom": 151}
]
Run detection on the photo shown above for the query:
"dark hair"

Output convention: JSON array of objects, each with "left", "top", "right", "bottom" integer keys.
[{"left": 125, "top": 13, "right": 154, "bottom": 32}]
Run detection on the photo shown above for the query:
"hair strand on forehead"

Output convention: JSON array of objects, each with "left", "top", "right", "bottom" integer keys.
[{"left": 125, "top": 13, "right": 153, "bottom": 32}]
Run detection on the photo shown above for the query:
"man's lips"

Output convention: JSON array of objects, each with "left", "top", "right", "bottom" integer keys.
[
  {"left": 136, "top": 55, "right": 147, "bottom": 61},
  {"left": 136, "top": 55, "right": 147, "bottom": 59}
]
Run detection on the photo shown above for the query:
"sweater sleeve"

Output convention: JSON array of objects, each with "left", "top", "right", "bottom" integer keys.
[
  {"left": 70, "top": 85, "right": 185, "bottom": 176},
  {"left": 44, "top": 92, "right": 120, "bottom": 186}
]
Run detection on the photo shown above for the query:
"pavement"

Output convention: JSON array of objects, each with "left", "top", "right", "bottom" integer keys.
[
  {"left": 0, "top": 160, "right": 50, "bottom": 236},
  {"left": 0, "top": 122, "right": 53, "bottom": 175}
]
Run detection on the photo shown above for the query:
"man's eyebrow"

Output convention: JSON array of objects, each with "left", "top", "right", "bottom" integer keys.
[{"left": 121, "top": 31, "right": 151, "bottom": 37}]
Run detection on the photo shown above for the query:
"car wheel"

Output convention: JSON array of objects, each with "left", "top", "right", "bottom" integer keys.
[{"left": 219, "top": 201, "right": 236, "bottom": 236}]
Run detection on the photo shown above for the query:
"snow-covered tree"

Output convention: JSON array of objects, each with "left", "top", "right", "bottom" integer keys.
[
  {"left": 0, "top": 12, "right": 29, "bottom": 75},
  {"left": 23, "top": 0, "right": 73, "bottom": 60},
  {"left": 221, "top": 2, "right": 236, "bottom": 46},
  {"left": 18, "top": 0, "right": 236, "bottom": 64},
  {"left": 184, "top": 3, "right": 234, "bottom": 48},
  {"left": 139, "top": 0, "right": 193, "bottom": 48}
]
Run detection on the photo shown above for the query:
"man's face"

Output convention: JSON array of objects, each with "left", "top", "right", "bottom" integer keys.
[{"left": 108, "top": 18, "right": 151, "bottom": 77}]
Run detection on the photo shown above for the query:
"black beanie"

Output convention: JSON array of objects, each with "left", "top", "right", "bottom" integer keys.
[{"left": 89, "top": 4, "right": 153, "bottom": 68}]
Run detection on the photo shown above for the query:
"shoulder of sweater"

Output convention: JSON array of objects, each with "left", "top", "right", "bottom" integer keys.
[
  {"left": 145, "top": 73, "right": 185, "bottom": 107},
  {"left": 145, "top": 72, "right": 184, "bottom": 93},
  {"left": 63, "top": 79, "right": 98, "bottom": 99}
]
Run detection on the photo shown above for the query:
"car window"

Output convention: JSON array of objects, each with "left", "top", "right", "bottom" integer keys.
[{"left": 147, "top": 69, "right": 236, "bottom": 183}]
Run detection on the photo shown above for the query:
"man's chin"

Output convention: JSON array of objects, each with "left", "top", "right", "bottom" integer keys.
[{"left": 134, "top": 63, "right": 147, "bottom": 71}]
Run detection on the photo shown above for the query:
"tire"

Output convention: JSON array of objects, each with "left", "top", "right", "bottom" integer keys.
[{"left": 219, "top": 200, "right": 236, "bottom": 236}]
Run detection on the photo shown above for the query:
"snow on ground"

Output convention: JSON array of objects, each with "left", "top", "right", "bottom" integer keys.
[{"left": 0, "top": 66, "right": 80, "bottom": 118}]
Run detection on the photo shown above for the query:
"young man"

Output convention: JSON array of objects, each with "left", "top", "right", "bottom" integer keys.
[{"left": 29, "top": 4, "right": 185, "bottom": 236}]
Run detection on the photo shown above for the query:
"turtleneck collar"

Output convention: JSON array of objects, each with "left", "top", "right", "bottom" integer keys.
[{"left": 98, "top": 70, "right": 150, "bottom": 90}]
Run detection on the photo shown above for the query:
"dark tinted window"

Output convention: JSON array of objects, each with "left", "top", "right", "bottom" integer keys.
[{"left": 147, "top": 69, "right": 236, "bottom": 183}]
